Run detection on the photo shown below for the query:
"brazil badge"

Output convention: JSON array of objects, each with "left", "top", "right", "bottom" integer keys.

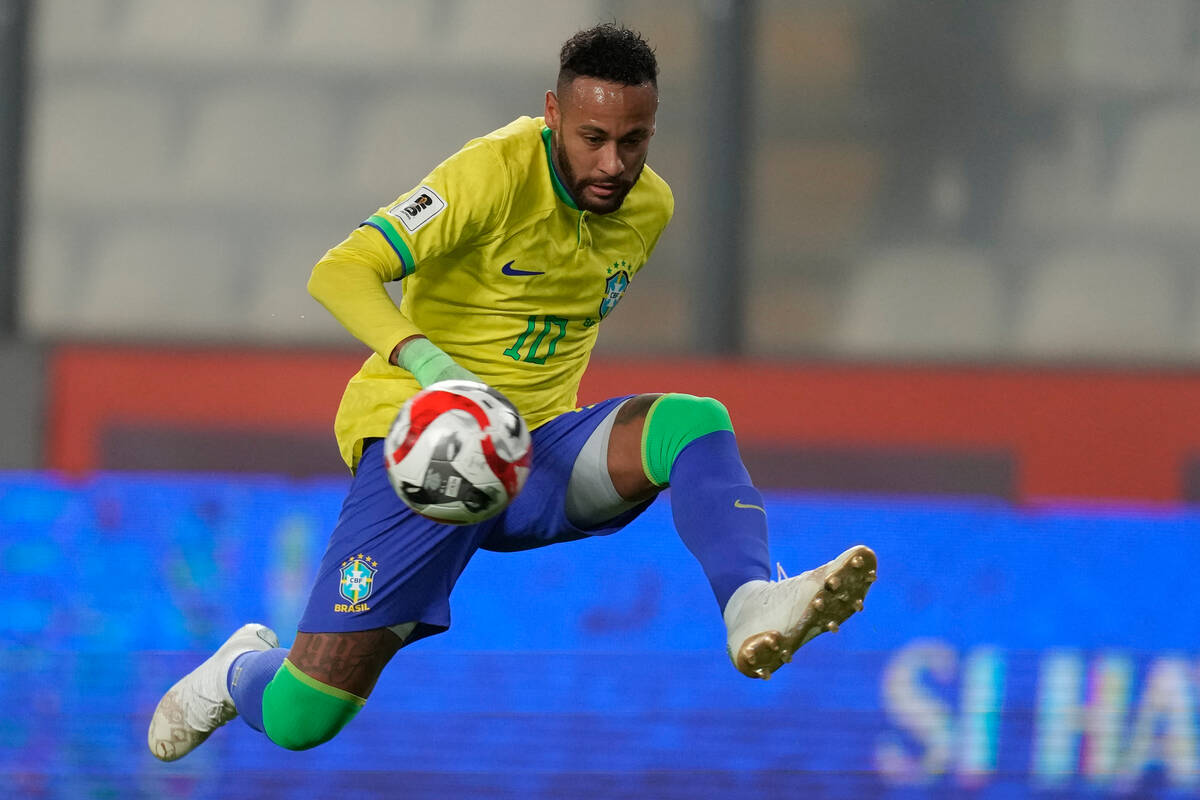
[
  {"left": 338, "top": 555, "right": 378, "bottom": 605},
  {"left": 600, "top": 263, "right": 630, "bottom": 319}
]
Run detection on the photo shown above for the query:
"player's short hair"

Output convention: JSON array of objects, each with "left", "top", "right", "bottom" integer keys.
[{"left": 557, "top": 23, "right": 658, "bottom": 92}]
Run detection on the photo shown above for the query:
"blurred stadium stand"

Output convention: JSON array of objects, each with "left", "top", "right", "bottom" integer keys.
[
  {"left": 14, "top": 0, "right": 1200, "bottom": 364},
  {"left": 1014, "top": 242, "right": 1182, "bottom": 359},
  {"left": 1111, "top": 102, "right": 1200, "bottom": 234},
  {"left": 833, "top": 242, "right": 1006, "bottom": 358}
]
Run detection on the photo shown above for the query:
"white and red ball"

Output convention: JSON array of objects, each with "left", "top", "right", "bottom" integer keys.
[{"left": 384, "top": 380, "right": 532, "bottom": 525}]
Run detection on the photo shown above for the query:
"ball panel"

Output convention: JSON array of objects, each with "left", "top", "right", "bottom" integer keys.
[{"left": 383, "top": 381, "right": 532, "bottom": 525}]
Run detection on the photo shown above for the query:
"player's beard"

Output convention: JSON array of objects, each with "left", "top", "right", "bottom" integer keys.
[{"left": 554, "top": 136, "right": 644, "bottom": 215}]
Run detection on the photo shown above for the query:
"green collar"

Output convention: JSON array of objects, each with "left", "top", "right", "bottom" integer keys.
[{"left": 541, "top": 126, "right": 580, "bottom": 211}]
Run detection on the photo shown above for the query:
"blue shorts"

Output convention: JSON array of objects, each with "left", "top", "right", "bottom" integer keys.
[{"left": 298, "top": 395, "right": 650, "bottom": 644}]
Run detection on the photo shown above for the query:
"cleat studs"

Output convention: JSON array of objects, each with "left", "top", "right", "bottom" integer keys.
[
  {"left": 850, "top": 555, "right": 864, "bottom": 568},
  {"left": 837, "top": 593, "right": 850, "bottom": 602},
  {"left": 825, "top": 621, "right": 840, "bottom": 633},
  {"left": 780, "top": 651, "right": 793, "bottom": 663},
  {"left": 825, "top": 576, "right": 841, "bottom": 591},
  {"left": 812, "top": 597, "right": 825, "bottom": 611},
  {"left": 865, "top": 570, "right": 876, "bottom": 584},
  {"left": 854, "top": 599, "right": 864, "bottom": 612}
]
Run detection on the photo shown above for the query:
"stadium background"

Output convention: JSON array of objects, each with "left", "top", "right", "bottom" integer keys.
[{"left": 2, "top": 1, "right": 1200, "bottom": 797}]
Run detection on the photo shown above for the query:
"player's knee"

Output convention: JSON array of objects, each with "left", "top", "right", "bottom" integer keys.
[
  {"left": 642, "top": 394, "right": 734, "bottom": 485},
  {"left": 261, "top": 659, "right": 365, "bottom": 751},
  {"left": 677, "top": 394, "right": 732, "bottom": 434}
]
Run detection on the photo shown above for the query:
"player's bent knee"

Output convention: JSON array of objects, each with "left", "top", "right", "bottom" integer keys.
[
  {"left": 261, "top": 659, "right": 365, "bottom": 751},
  {"left": 641, "top": 394, "right": 734, "bottom": 486}
]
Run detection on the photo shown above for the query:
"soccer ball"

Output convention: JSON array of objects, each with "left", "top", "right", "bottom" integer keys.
[{"left": 383, "top": 380, "right": 532, "bottom": 525}]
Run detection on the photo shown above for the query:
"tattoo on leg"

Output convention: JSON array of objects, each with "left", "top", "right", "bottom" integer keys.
[
  {"left": 615, "top": 393, "right": 661, "bottom": 427},
  {"left": 288, "top": 628, "right": 403, "bottom": 698}
]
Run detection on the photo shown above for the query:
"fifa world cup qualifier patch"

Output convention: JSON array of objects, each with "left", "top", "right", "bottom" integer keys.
[
  {"left": 336, "top": 554, "right": 378, "bottom": 612},
  {"left": 387, "top": 185, "right": 446, "bottom": 234}
]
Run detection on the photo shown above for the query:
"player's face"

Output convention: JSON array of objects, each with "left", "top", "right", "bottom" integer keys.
[{"left": 545, "top": 78, "right": 657, "bottom": 214}]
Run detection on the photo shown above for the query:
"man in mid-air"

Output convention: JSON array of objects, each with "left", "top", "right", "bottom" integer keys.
[{"left": 149, "top": 22, "right": 875, "bottom": 760}]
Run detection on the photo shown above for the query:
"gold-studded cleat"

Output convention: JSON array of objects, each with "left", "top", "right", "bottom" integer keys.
[{"left": 723, "top": 545, "right": 877, "bottom": 680}]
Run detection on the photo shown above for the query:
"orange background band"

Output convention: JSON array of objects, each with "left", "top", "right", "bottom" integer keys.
[{"left": 47, "top": 345, "right": 1200, "bottom": 502}]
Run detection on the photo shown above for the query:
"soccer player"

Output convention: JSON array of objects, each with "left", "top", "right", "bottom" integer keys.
[{"left": 149, "top": 23, "right": 876, "bottom": 760}]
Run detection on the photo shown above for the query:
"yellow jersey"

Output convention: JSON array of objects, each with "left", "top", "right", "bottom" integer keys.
[{"left": 309, "top": 116, "right": 674, "bottom": 469}]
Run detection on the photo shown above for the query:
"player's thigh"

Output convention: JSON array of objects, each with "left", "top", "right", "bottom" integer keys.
[
  {"left": 604, "top": 392, "right": 662, "bottom": 501},
  {"left": 287, "top": 628, "right": 404, "bottom": 699},
  {"left": 299, "top": 437, "right": 489, "bottom": 649},
  {"left": 482, "top": 395, "right": 649, "bottom": 551}
]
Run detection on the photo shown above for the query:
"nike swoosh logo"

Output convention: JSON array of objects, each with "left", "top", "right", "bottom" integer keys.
[
  {"left": 501, "top": 260, "right": 545, "bottom": 277},
  {"left": 734, "top": 499, "right": 766, "bottom": 514}
]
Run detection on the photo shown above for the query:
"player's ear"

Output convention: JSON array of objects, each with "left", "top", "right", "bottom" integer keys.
[{"left": 544, "top": 90, "right": 560, "bottom": 130}]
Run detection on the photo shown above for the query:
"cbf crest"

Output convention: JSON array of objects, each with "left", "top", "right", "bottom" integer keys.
[
  {"left": 338, "top": 554, "right": 378, "bottom": 606},
  {"left": 600, "top": 261, "right": 631, "bottom": 319}
]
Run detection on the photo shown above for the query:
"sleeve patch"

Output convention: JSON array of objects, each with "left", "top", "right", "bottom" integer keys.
[{"left": 386, "top": 186, "right": 446, "bottom": 234}]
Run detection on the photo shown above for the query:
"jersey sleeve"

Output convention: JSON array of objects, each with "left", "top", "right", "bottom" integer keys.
[
  {"left": 358, "top": 136, "right": 513, "bottom": 278},
  {"left": 307, "top": 136, "right": 512, "bottom": 362},
  {"left": 307, "top": 225, "right": 424, "bottom": 360}
]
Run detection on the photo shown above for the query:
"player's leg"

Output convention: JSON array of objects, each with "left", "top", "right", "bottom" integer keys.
[
  {"left": 226, "top": 627, "right": 405, "bottom": 751},
  {"left": 601, "top": 392, "right": 773, "bottom": 607},
  {"left": 150, "top": 438, "right": 487, "bottom": 760},
  {"left": 146, "top": 623, "right": 279, "bottom": 762},
  {"left": 602, "top": 392, "right": 877, "bottom": 680},
  {"left": 477, "top": 396, "right": 658, "bottom": 554},
  {"left": 147, "top": 625, "right": 405, "bottom": 761},
  {"left": 237, "top": 436, "right": 484, "bottom": 751}
]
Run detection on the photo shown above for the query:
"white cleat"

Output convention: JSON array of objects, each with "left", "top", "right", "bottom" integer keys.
[
  {"left": 148, "top": 623, "right": 279, "bottom": 762},
  {"left": 723, "top": 545, "right": 876, "bottom": 680}
]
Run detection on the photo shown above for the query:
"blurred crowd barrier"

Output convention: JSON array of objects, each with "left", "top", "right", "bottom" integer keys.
[
  {"left": 18, "top": 0, "right": 1200, "bottom": 360},
  {"left": 42, "top": 344, "right": 1200, "bottom": 503}
]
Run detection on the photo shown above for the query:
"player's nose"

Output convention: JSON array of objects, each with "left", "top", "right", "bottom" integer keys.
[{"left": 597, "top": 142, "right": 624, "bottom": 176}]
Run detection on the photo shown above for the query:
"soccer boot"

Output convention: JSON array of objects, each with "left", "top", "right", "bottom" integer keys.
[
  {"left": 724, "top": 545, "right": 876, "bottom": 679},
  {"left": 148, "top": 623, "right": 279, "bottom": 761}
]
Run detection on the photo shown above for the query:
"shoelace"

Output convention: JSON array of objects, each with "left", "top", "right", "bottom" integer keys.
[{"left": 193, "top": 689, "right": 233, "bottom": 728}]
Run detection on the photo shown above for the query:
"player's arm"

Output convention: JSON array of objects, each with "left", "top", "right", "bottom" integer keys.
[
  {"left": 306, "top": 225, "right": 419, "bottom": 361},
  {"left": 306, "top": 232, "right": 480, "bottom": 386},
  {"left": 309, "top": 136, "right": 511, "bottom": 386}
]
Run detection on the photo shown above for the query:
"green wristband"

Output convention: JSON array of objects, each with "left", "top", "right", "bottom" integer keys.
[{"left": 397, "top": 338, "right": 480, "bottom": 387}]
